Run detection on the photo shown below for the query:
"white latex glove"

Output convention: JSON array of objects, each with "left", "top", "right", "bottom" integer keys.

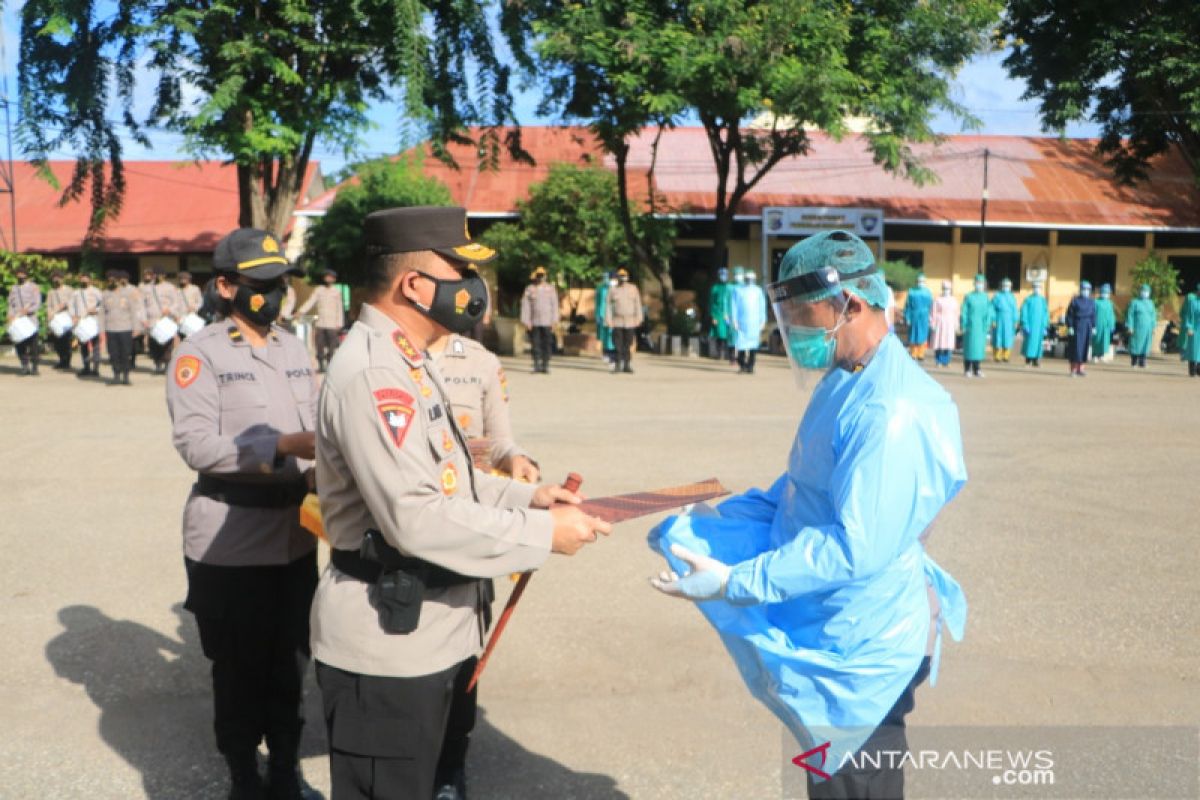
[{"left": 650, "top": 543, "right": 731, "bottom": 601}]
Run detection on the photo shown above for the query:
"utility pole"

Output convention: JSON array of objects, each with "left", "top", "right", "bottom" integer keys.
[{"left": 976, "top": 148, "right": 989, "bottom": 278}]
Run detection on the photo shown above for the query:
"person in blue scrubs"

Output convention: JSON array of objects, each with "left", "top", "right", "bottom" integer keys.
[
  {"left": 1019, "top": 281, "right": 1049, "bottom": 367},
  {"left": 990, "top": 277, "right": 1018, "bottom": 362},
  {"left": 902, "top": 273, "right": 932, "bottom": 360},
  {"left": 649, "top": 229, "right": 967, "bottom": 800},
  {"left": 730, "top": 266, "right": 768, "bottom": 374}
]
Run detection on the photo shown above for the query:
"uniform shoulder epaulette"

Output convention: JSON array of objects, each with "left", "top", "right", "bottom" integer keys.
[{"left": 227, "top": 325, "right": 243, "bottom": 341}]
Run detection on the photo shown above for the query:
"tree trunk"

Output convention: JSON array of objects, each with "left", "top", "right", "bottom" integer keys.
[{"left": 612, "top": 143, "right": 674, "bottom": 321}]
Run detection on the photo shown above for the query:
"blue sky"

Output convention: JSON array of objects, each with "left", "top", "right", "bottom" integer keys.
[{"left": 1, "top": 4, "right": 1100, "bottom": 176}]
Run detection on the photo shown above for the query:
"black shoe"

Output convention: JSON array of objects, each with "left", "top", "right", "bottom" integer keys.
[
  {"left": 19, "top": 364, "right": 30, "bottom": 376},
  {"left": 434, "top": 767, "right": 467, "bottom": 800},
  {"left": 30, "top": 364, "right": 39, "bottom": 375},
  {"left": 263, "top": 767, "right": 305, "bottom": 800},
  {"left": 122, "top": 373, "right": 132, "bottom": 385},
  {"left": 225, "top": 753, "right": 263, "bottom": 800},
  {"left": 622, "top": 363, "right": 634, "bottom": 373}
]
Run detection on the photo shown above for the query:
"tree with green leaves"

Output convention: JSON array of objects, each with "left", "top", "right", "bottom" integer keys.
[
  {"left": 1131, "top": 252, "right": 1181, "bottom": 313},
  {"left": 1004, "top": 2, "right": 1200, "bottom": 184},
  {"left": 302, "top": 156, "right": 452, "bottom": 285},
  {"left": 18, "top": 0, "right": 521, "bottom": 241},
  {"left": 512, "top": 0, "right": 1001, "bottom": 276},
  {"left": 481, "top": 162, "right": 662, "bottom": 319}
]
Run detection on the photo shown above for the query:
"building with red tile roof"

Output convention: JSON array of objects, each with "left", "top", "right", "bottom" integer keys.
[
  {"left": 10, "top": 160, "right": 324, "bottom": 276},
  {"left": 296, "top": 126, "right": 1200, "bottom": 310}
]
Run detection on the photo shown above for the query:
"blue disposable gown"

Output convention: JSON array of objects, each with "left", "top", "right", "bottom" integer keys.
[
  {"left": 1019, "top": 294, "right": 1048, "bottom": 359},
  {"left": 731, "top": 284, "right": 767, "bottom": 351},
  {"left": 1181, "top": 294, "right": 1200, "bottom": 362},
  {"left": 960, "top": 291, "right": 993, "bottom": 361},
  {"left": 595, "top": 282, "right": 614, "bottom": 351},
  {"left": 1092, "top": 298, "right": 1116, "bottom": 358},
  {"left": 648, "top": 335, "right": 967, "bottom": 777},
  {"left": 902, "top": 286, "right": 932, "bottom": 345},
  {"left": 1125, "top": 297, "right": 1157, "bottom": 357},
  {"left": 990, "top": 291, "right": 1018, "bottom": 349},
  {"left": 1065, "top": 295, "right": 1097, "bottom": 362}
]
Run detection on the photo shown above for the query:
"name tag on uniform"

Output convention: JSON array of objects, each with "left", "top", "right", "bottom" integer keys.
[{"left": 428, "top": 405, "right": 444, "bottom": 422}]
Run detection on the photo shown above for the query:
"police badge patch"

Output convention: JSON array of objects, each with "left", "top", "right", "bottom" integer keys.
[
  {"left": 373, "top": 388, "right": 415, "bottom": 448},
  {"left": 175, "top": 355, "right": 201, "bottom": 388}
]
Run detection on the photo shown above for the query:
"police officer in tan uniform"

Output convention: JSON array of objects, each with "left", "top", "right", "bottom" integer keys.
[
  {"left": 166, "top": 229, "right": 319, "bottom": 799},
  {"left": 519, "top": 266, "right": 559, "bottom": 374},
  {"left": 144, "top": 267, "right": 185, "bottom": 373},
  {"left": 604, "top": 267, "right": 644, "bottom": 373},
  {"left": 100, "top": 270, "right": 144, "bottom": 385},
  {"left": 6, "top": 266, "right": 42, "bottom": 375},
  {"left": 297, "top": 268, "right": 345, "bottom": 371},
  {"left": 71, "top": 272, "right": 104, "bottom": 377},
  {"left": 311, "top": 206, "right": 609, "bottom": 800},
  {"left": 179, "top": 270, "right": 204, "bottom": 315},
  {"left": 427, "top": 331, "right": 539, "bottom": 799},
  {"left": 44, "top": 271, "right": 75, "bottom": 370}
]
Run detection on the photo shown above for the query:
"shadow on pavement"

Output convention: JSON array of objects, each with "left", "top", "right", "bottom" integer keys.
[
  {"left": 470, "top": 706, "right": 629, "bottom": 799},
  {"left": 44, "top": 603, "right": 327, "bottom": 799}
]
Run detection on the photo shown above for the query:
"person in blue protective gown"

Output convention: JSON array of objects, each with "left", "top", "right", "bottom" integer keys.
[
  {"left": 1019, "top": 282, "right": 1049, "bottom": 367},
  {"left": 1125, "top": 284, "right": 1157, "bottom": 369},
  {"left": 730, "top": 266, "right": 768, "bottom": 374},
  {"left": 1180, "top": 282, "right": 1200, "bottom": 377},
  {"left": 648, "top": 229, "right": 967, "bottom": 800},
  {"left": 1092, "top": 283, "right": 1116, "bottom": 363},
  {"left": 990, "top": 277, "right": 1018, "bottom": 362},
  {"left": 960, "top": 275, "right": 992, "bottom": 377},
  {"left": 594, "top": 272, "right": 616, "bottom": 364},
  {"left": 1065, "top": 281, "right": 1097, "bottom": 376},
  {"left": 902, "top": 273, "right": 932, "bottom": 360}
]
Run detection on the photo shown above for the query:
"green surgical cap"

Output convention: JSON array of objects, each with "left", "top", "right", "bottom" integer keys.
[{"left": 777, "top": 230, "right": 889, "bottom": 308}]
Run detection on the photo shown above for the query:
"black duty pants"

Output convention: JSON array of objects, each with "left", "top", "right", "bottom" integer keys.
[
  {"left": 79, "top": 338, "right": 101, "bottom": 368},
  {"left": 529, "top": 325, "right": 553, "bottom": 367},
  {"left": 613, "top": 326, "right": 636, "bottom": 364},
  {"left": 317, "top": 658, "right": 463, "bottom": 800},
  {"left": 50, "top": 332, "right": 72, "bottom": 367},
  {"left": 148, "top": 336, "right": 174, "bottom": 368},
  {"left": 316, "top": 328, "right": 341, "bottom": 367},
  {"left": 185, "top": 551, "right": 318, "bottom": 759},
  {"left": 435, "top": 656, "right": 478, "bottom": 789},
  {"left": 106, "top": 331, "right": 134, "bottom": 375},
  {"left": 807, "top": 657, "right": 931, "bottom": 800},
  {"left": 16, "top": 334, "right": 40, "bottom": 368}
]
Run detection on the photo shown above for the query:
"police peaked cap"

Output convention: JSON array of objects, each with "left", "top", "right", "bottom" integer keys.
[
  {"left": 364, "top": 206, "right": 495, "bottom": 265},
  {"left": 212, "top": 228, "right": 302, "bottom": 279}
]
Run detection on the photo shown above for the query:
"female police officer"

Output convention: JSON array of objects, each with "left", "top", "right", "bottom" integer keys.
[{"left": 166, "top": 228, "right": 319, "bottom": 799}]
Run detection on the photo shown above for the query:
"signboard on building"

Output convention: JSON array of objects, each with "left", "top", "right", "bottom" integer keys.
[{"left": 762, "top": 206, "right": 885, "bottom": 238}]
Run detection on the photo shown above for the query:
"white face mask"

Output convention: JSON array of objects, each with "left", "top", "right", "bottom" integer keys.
[{"left": 609, "top": 279, "right": 618, "bottom": 288}]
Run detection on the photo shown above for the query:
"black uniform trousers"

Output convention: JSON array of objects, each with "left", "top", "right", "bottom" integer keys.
[
  {"left": 50, "top": 332, "right": 73, "bottom": 368},
  {"left": 807, "top": 657, "right": 931, "bottom": 800},
  {"left": 184, "top": 551, "right": 318, "bottom": 759},
  {"left": 317, "top": 657, "right": 469, "bottom": 800},
  {"left": 106, "top": 331, "right": 134, "bottom": 376},
  {"left": 529, "top": 325, "right": 554, "bottom": 368},
  {"left": 79, "top": 338, "right": 101, "bottom": 368},
  {"left": 612, "top": 326, "right": 636, "bottom": 365},
  {"left": 148, "top": 336, "right": 174, "bottom": 369},
  {"left": 316, "top": 328, "right": 341, "bottom": 368},
  {"left": 15, "top": 334, "right": 40, "bottom": 368}
]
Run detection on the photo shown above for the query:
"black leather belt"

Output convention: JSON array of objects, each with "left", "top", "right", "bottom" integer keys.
[
  {"left": 330, "top": 547, "right": 479, "bottom": 590},
  {"left": 195, "top": 474, "right": 308, "bottom": 508}
]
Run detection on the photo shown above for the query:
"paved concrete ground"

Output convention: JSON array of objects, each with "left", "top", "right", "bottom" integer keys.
[{"left": 1, "top": 345, "right": 1197, "bottom": 799}]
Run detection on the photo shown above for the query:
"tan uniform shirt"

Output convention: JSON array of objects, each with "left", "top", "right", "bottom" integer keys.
[
  {"left": 311, "top": 303, "right": 552, "bottom": 678},
  {"left": 166, "top": 322, "right": 318, "bottom": 566},
  {"left": 46, "top": 285, "right": 73, "bottom": 317},
  {"left": 605, "top": 282, "right": 644, "bottom": 328},
  {"left": 432, "top": 335, "right": 527, "bottom": 469},
  {"left": 7, "top": 280, "right": 41, "bottom": 320},
  {"left": 298, "top": 285, "right": 345, "bottom": 330},
  {"left": 180, "top": 284, "right": 203, "bottom": 314},
  {"left": 519, "top": 283, "right": 559, "bottom": 328},
  {"left": 70, "top": 286, "right": 103, "bottom": 319},
  {"left": 100, "top": 285, "right": 145, "bottom": 333},
  {"left": 144, "top": 280, "right": 185, "bottom": 321}
]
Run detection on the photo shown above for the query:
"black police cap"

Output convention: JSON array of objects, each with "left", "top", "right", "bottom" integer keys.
[
  {"left": 364, "top": 206, "right": 495, "bottom": 265},
  {"left": 212, "top": 228, "right": 302, "bottom": 279}
]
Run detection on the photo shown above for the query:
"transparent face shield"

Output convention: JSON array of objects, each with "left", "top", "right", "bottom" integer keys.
[{"left": 768, "top": 265, "right": 859, "bottom": 388}]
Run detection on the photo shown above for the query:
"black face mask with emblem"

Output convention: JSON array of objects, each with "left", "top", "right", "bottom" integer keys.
[
  {"left": 232, "top": 283, "right": 285, "bottom": 327},
  {"left": 412, "top": 270, "right": 488, "bottom": 335}
]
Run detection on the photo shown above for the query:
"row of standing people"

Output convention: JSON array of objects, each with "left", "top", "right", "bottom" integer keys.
[
  {"left": 4, "top": 264, "right": 350, "bottom": 382},
  {"left": 902, "top": 274, "right": 1200, "bottom": 378},
  {"left": 707, "top": 266, "right": 769, "bottom": 374}
]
